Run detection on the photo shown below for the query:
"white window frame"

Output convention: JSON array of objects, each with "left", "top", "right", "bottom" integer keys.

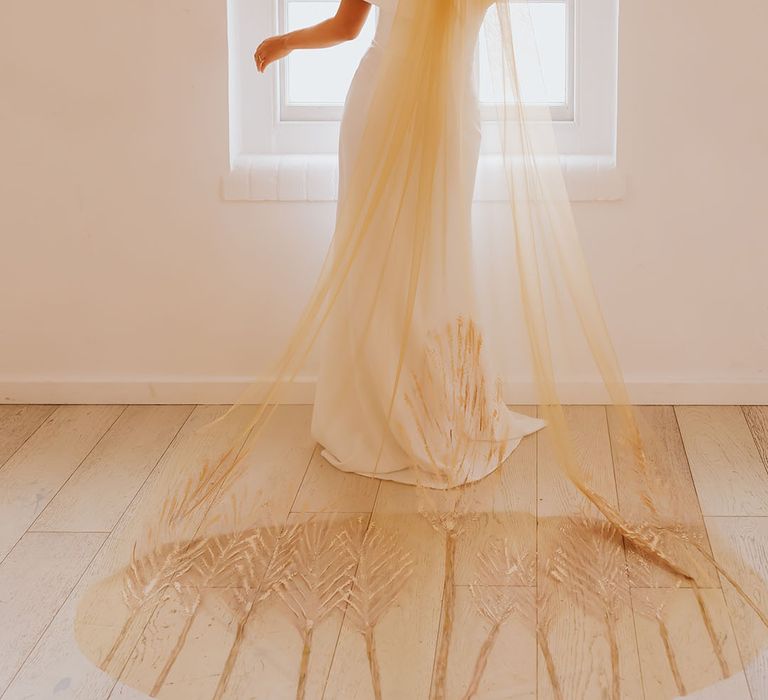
[{"left": 223, "top": 0, "right": 624, "bottom": 202}]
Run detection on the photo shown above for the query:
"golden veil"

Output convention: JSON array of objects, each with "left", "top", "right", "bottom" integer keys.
[{"left": 73, "top": 1, "right": 768, "bottom": 698}]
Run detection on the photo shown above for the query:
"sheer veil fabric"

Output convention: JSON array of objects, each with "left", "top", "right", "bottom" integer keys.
[{"left": 72, "top": 0, "right": 768, "bottom": 697}]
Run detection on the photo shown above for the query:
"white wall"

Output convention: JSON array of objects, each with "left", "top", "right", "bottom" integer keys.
[{"left": 1, "top": 1, "right": 766, "bottom": 404}]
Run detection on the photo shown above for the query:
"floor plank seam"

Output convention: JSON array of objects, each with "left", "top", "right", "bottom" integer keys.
[
  {"left": 742, "top": 405, "right": 768, "bottom": 479},
  {"left": 2, "top": 406, "right": 197, "bottom": 700},
  {"left": 0, "top": 532, "right": 109, "bottom": 700},
  {"left": 0, "top": 405, "right": 57, "bottom": 475},
  {"left": 26, "top": 405, "right": 128, "bottom": 535},
  {"left": 0, "top": 406, "right": 127, "bottom": 569}
]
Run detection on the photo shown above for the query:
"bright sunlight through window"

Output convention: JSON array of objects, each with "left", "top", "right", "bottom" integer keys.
[
  {"left": 285, "top": 1, "right": 378, "bottom": 106},
  {"left": 282, "top": 0, "right": 572, "bottom": 121}
]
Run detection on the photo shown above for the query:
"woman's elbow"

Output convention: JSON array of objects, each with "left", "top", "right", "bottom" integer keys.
[{"left": 338, "top": 22, "right": 364, "bottom": 42}]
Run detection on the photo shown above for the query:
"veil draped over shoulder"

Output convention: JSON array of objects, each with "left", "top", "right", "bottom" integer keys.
[{"left": 73, "top": 1, "right": 768, "bottom": 698}]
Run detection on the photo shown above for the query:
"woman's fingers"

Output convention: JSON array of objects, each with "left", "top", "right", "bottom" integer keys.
[
  {"left": 254, "top": 36, "right": 289, "bottom": 73},
  {"left": 254, "top": 41, "right": 267, "bottom": 72}
]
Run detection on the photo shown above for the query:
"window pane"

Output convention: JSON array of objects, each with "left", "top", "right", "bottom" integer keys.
[
  {"left": 284, "top": 0, "right": 568, "bottom": 110},
  {"left": 479, "top": 2, "right": 568, "bottom": 105},
  {"left": 286, "top": 1, "right": 377, "bottom": 105}
]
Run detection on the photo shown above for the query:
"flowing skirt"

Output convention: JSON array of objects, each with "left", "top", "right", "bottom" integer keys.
[{"left": 310, "top": 40, "right": 546, "bottom": 489}]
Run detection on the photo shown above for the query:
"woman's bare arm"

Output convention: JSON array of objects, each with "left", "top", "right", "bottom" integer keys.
[{"left": 255, "top": 0, "right": 371, "bottom": 73}]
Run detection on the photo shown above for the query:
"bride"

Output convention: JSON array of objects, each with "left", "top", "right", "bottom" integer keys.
[{"left": 255, "top": 0, "right": 546, "bottom": 489}]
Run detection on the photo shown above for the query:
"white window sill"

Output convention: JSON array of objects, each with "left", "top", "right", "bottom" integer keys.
[{"left": 221, "top": 154, "right": 625, "bottom": 203}]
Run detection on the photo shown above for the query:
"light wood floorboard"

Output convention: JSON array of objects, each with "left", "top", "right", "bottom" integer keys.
[
  {"left": 0, "top": 403, "right": 765, "bottom": 700},
  {"left": 1, "top": 405, "right": 252, "bottom": 700},
  {"left": 705, "top": 516, "right": 768, "bottom": 700},
  {"left": 743, "top": 406, "right": 768, "bottom": 473},
  {"left": 0, "top": 531, "right": 106, "bottom": 695},
  {"left": 0, "top": 405, "right": 56, "bottom": 468},
  {"left": 675, "top": 406, "right": 768, "bottom": 516},
  {"left": 31, "top": 405, "right": 193, "bottom": 533},
  {"left": 0, "top": 405, "right": 124, "bottom": 562}
]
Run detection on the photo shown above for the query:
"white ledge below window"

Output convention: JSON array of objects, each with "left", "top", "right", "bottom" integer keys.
[{"left": 222, "top": 154, "right": 625, "bottom": 203}]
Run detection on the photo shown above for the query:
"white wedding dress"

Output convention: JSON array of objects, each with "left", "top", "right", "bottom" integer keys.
[{"left": 310, "top": 0, "right": 546, "bottom": 489}]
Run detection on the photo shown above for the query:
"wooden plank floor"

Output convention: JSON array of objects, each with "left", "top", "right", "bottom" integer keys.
[{"left": 0, "top": 404, "right": 766, "bottom": 699}]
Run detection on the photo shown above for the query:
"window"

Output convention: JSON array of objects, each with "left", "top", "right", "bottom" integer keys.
[
  {"left": 225, "top": 0, "right": 622, "bottom": 201},
  {"left": 281, "top": 0, "right": 573, "bottom": 122},
  {"left": 477, "top": 1, "right": 573, "bottom": 121}
]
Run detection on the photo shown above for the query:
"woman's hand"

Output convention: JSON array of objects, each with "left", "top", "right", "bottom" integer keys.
[
  {"left": 254, "top": 0, "right": 370, "bottom": 73},
  {"left": 254, "top": 35, "right": 290, "bottom": 73}
]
